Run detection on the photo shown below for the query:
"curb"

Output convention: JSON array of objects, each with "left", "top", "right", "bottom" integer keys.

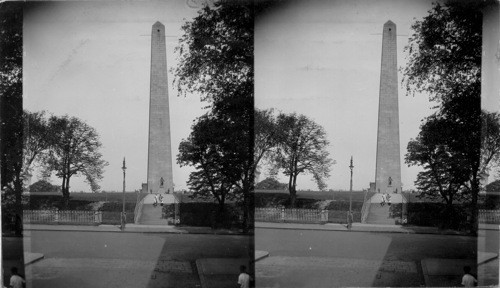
[
  {"left": 22, "top": 225, "right": 252, "bottom": 236},
  {"left": 255, "top": 250, "right": 269, "bottom": 262},
  {"left": 195, "top": 261, "right": 208, "bottom": 288},
  {"left": 255, "top": 222, "right": 472, "bottom": 236},
  {"left": 24, "top": 252, "right": 44, "bottom": 266}
]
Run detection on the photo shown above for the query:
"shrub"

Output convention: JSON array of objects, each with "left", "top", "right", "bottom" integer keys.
[
  {"left": 101, "top": 211, "right": 135, "bottom": 224},
  {"left": 100, "top": 202, "right": 135, "bottom": 212},
  {"left": 328, "top": 210, "right": 361, "bottom": 223},
  {"left": 178, "top": 202, "right": 242, "bottom": 228},
  {"left": 405, "top": 202, "right": 469, "bottom": 230}
]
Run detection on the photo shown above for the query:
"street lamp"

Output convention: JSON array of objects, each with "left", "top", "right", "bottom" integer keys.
[
  {"left": 348, "top": 156, "right": 354, "bottom": 229},
  {"left": 349, "top": 156, "right": 354, "bottom": 213},
  {"left": 121, "top": 157, "right": 127, "bottom": 230}
]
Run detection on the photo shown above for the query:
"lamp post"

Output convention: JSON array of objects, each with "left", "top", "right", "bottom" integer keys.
[
  {"left": 348, "top": 156, "right": 354, "bottom": 229},
  {"left": 349, "top": 156, "right": 354, "bottom": 213},
  {"left": 121, "top": 157, "right": 127, "bottom": 230}
]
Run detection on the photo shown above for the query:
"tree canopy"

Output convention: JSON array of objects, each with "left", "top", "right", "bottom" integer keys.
[
  {"left": 23, "top": 110, "right": 52, "bottom": 179},
  {"left": 0, "top": 2, "right": 23, "bottom": 193},
  {"left": 403, "top": 1, "right": 483, "bottom": 104},
  {"left": 0, "top": 2, "right": 24, "bottom": 235},
  {"left": 175, "top": 1, "right": 254, "bottom": 229},
  {"left": 29, "top": 180, "right": 60, "bottom": 193},
  {"left": 174, "top": 1, "right": 253, "bottom": 111},
  {"left": 43, "top": 115, "right": 108, "bottom": 202},
  {"left": 254, "top": 109, "right": 279, "bottom": 174},
  {"left": 178, "top": 115, "right": 242, "bottom": 208},
  {"left": 255, "top": 177, "right": 288, "bottom": 191},
  {"left": 272, "top": 112, "right": 334, "bottom": 207},
  {"left": 406, "top": 114, "right": 473, "bottom": 208},
  {"left": 403, "top": 1, "right": 489, "bottom": 232}
]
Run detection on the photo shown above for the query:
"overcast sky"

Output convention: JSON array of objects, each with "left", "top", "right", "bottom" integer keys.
[
  {"left": 24, "top": 0, "right": 492, "bottom": 193},
  {"left": 24, "top": 1, "right": 204, "bottom": 192},
  {"left": 255, "top": 0, "right": 438, "bottom": 191}
]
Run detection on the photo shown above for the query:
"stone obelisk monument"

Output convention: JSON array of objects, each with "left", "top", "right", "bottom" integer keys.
[
  {"left": 147, "top": 21, "right": 174, "bottom": 194},
  {"left": 375, "top": 20, "right": 401, "bottom": 194}
]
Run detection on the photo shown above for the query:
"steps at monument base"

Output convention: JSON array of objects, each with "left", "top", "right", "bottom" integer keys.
[
  {"left": 365, "top": 203, "right": 396, "bottom": 225},
  {"left": 142, "top": 193, "right": 176, "bottom": 204},
  {"left": 369, "top": 193, "right": 404, "bottom": 204},
  {"left": 138, "top": 219, "right": 169, "bottom": 225},
  {"left": 137, "top": 204, "right": 169, "bottom": 225}
]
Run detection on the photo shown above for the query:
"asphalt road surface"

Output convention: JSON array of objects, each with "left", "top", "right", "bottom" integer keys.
[
  {"left": 256, "top": 228, "right": 476, "bottom": 287},
  {"left": 16, "top": 230, "right": 251, "bottom": 288}
]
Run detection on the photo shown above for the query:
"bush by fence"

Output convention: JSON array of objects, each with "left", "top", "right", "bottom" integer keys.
[
  {"left": 101, "top": 211, "right": 135, "bottom": 225},
  {"left": 329, "top": 210, "right": 361, "bottom": 223},
  {"left": 403, "top": 202, "right": 469, "bottom": 229},
  {"left": 177, "top": 202, "right": 243, "bottom": 228}
]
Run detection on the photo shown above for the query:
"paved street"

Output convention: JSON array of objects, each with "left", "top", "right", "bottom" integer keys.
[
  {"left": 11, "top": 230, "right": 251, "bottom": 288},
  {"left": 256, "top": 228, "right": 476, "bottom": 287}
]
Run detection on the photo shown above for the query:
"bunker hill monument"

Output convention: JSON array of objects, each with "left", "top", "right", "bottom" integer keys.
[
  {"left": 147, "top": 21, "right": 174, "bottom": 194},
  {"left": 374, "top": 20, "right": 402, "bottom": 194}
]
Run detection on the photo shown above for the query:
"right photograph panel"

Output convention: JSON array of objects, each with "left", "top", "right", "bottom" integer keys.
[{"left": 254, "top": 0, "right": 499, "bottom": 286}]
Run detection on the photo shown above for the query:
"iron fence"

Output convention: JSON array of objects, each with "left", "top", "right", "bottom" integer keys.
[
  {"left": 255, "top": 207, "right": 328, "bottom": 223},
  {"left": 479, "top": 210, "right": 500, "bottom": 224},
  {"left": 23, "top": 210, "right": 102, "bottom": 225}
]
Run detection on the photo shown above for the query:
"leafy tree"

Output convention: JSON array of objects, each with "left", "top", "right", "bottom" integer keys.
[
  {"left": 0, "top": 2, "right": 23, "bottom": 236},
  {"left": 406, "top": 114, "right": 472, "bottom": 219},
  {"left": 481, "top": 111, "right": 500, "bottom": 174},
  {"left": 43, "top": 115, "right": 108, "bottom": 204},
  {"left": 403, "top": 1, "right": 483, "bottom": 103},
  {"left": 403, "top": 1, "right": 486, "bottom": 232},
  {"left": 255, "top": 109, "right": 279, "bottom": 174},
  {"left": 174, "top": 1, "right": 253, "bottom": 109},
  {"left": 29, "top": 180, "right": 60, "bottom": 193},
  {"left": 23, "top": 110, "right": 52, "bottom": 179},
  {"left": 177, "top": 115, "right": 242, "bottom": 220},
  {"left": 174, "top": 1, "right": 254, "bottom": 229},
  {"left": 486, "top": 180, "right": 500, "bottom": 193},
  {"left": 272, "top": 113, "right": 333, "bottom": 207},
  {"left": 255, "top": 177, "right": 287, "bottom": 191}
]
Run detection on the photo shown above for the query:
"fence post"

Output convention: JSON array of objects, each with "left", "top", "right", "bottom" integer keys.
[
  {"left": 321, "top": 210, "right": 328, "bottom": 223},
  {"left": 54, "top": 209, "right": 59, "bottom": 223},
  {"left": 281, "top": 206, "right": 285, "bottom": 222},
  {"left": 174, "top": 197, "right": 180, "bottom": 225}
]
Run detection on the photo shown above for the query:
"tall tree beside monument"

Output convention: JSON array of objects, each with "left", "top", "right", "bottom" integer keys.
[
  {"left": 178, "top": 115, "right": 243, "bottom": 218},
  {"left": 43, "top": 115, "right": 108, "bottom": 205},
  {"left": 0, "top": 2, "right": 24, "bottom": 236},
  {"left": 403, "top": 1, "right": 487, "bottom": 232},
  {"left": 23, "top": 110, "right": 52, "bottom": 182},
  {"left": 271, "top": 112, "right": 333, "bottom": 207},
  {"left": 175, "top": 1, "right": 254, "bottom": 228}
]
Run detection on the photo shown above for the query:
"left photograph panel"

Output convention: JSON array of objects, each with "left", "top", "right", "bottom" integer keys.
[{"left": 1, "top": 1, "right": 255, "bottom": 287}]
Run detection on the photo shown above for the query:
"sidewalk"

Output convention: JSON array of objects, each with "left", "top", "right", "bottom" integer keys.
[
  {"left": 22, "top": 222, "right": 498, "bottom": 235},
  {"left": 22, "top": 223, "right": 250, "bottom": 235},
  {"left": 255, "top": 221, "right": 488, "bottom": 235}
]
